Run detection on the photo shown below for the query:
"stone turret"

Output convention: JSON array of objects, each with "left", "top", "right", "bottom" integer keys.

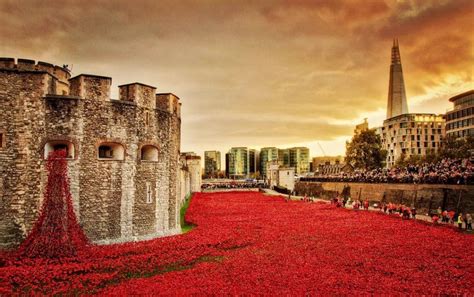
[{"left": 0, "top": 57, "right": 71, "bottom": 95}]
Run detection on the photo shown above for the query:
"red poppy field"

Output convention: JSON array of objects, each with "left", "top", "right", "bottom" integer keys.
[{"left": 1, "top": 191, "right": 473, "bottom": 295}]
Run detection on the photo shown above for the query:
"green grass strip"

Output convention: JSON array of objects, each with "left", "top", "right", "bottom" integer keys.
[{"left": 180, "top": 193, "right": 195, "bottom": 233}]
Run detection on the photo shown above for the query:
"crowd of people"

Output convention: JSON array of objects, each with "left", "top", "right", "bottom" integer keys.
[
  {"left": 305, "top": 158, "right": 473, "bottom": 185},
  {"left": 296, "top": 194, "right": 473, "bottom": 231},
  {"left": 201, "top": 181, "right": 264, "bottom": 190},
  {"left": 431, "top": 207, "right": 473, "bottom": 231}
]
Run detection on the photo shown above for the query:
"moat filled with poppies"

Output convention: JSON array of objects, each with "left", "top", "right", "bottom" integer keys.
[{"left": 1, "top": 191, "right": 473, "bottom": 295}]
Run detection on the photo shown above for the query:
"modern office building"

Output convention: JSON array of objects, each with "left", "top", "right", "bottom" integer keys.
[
  {"left": 378, "top": 114, "right": 445, "bottom": 167},
  {"left": 226, "top": 147, "right": 257, "bottom": 179},
  {"left": 204, "top": 150, "right": 221, "bottom": 178},
  {"left": 377, "top": 40, "right": 446, "bottom": 168},
  {"left": 259, "top": 147, "right": 279, "bottom": 178},
  {"left": 386, "top": 39, "right": 408, "bottom": 118},
  {"left": 278, "top": 148, "right": 290, "bottom": 167},
  {"left": 289, "top": 147, "right": 310, "bottom": 175},
  {"left": 445, "top": 90, "right": 474, "bottom": 138}
]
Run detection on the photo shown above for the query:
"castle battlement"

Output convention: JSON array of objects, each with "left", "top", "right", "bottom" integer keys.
[
  {"left": 0, "top": 57, "right": 71, "bottom": 82},
  {"left": 119, "top": 82, "right": 157, "bottom": 109},
  {"left": 0, "top": 58, "right": 181, "bottom": 117},
  {"left": 156, "top": 93, "right": 181, "bottom": 117}
]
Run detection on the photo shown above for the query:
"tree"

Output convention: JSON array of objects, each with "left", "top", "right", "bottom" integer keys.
[
  {"left": 395, "top": 151, "right": 408, "bottom": 167},
  {"left": 438, "top": 135, "right": 474, "bottom": 159},
  {"left": 345, "top": 129, "right": 387, "bottom": 170}
]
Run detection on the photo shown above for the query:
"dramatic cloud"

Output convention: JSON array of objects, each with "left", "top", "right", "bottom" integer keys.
[{"left": 0, "top": 0, "right": 472, "bottom": 159}]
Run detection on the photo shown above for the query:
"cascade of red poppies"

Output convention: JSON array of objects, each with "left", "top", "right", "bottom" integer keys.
[{"left": 17, "top": 150, "right": 88, "bottom": 259}]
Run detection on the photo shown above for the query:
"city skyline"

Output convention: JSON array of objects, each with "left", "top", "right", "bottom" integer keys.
[{"left": 1, "top": 0, "right": 472, "bottom": 160}]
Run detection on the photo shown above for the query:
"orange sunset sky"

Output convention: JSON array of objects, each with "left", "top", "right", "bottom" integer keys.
[{"left": 1, "top": 0, "right": 473, "bottom": 160}]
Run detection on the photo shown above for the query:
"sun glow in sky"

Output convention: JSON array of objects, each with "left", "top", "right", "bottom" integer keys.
[{"left": 1, "top": 0, "right": 472, "bottom": 161}]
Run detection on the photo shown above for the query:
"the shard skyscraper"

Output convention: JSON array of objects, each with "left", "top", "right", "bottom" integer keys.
[{"left": 386, "top": 39, "right": 408, "bottom": 119}]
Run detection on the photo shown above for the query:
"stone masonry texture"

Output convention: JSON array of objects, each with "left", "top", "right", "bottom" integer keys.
[
  {"left": 0, "top": 58, "right": 183, "bottom": 248},
  {"left": 295, "top": 181, "right": 474, "bottom": 214}
]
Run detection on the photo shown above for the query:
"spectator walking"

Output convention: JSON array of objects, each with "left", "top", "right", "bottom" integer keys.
[
  {"left": 363, "top": 200, "right": 369, "bottom": 210},
  {"left": 353, "top": 200, "right": 360, "bottom": 210},
  {"left": 411, "top": 207, "right": 417, "bottom": 219},
  {"left": 448, "top": 210, "right": 455, "bottom": 224},
  {"left": 457, "top": 213, "right": 464, "bottom": 230},
  {"left": 441, "top": 210, "right": 448, "bottom": 223},
  {"left": 466, "top": 213, "right": 472, "bottom": 231}
]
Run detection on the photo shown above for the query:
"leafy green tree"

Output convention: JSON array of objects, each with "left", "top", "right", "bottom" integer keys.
[{"left": 345, "top": 129, "right": 387, "bottom": 170}]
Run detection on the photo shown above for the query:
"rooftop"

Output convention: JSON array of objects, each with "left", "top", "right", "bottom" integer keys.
[{"left": 449, "top": 90, "right": 474, "bottom": 102}]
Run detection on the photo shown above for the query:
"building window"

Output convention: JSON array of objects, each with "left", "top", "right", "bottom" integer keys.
[
  {"left": 0, "top": 132, "right": 4, "bottom": 148},
  {"left": 146, "top": 182, "right": 153, "bottom": 204},
  {"left": 98, "top": 142, "right": 125, "bottom": 160},
  {"left": 145, "top": 112, "right": 149, "bottom": 126},
  {"left": 140, "top": 145, "right": 158, "bottom": 161},
  {"left": 44, "top": 140, "right": 75, "bottom": 159}
]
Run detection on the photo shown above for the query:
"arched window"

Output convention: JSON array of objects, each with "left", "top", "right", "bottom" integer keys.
[
  {"left": 98, "top": 142, "right": 125, "bottom": 160},
  {"left": 44, "top": 140, "right": 75, "bottom": 159},
  {"left": 141, "top": 145, "right": 158, "bottom": 161}
]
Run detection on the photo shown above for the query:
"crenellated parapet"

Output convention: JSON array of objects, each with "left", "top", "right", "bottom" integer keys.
[
  {"left": 119, "top": 83, "right": 156, "bottom": 109},
  {"left": 0, "top": 58, "right": 181, "bottom": 117},
  {"left": 69, "top": 74, "right": 112, "bottom": 100},
  {"left": 156, "top": 93, "right": 181, "bottom": 118},
  {"left": 0, "top": 57, "right": 71, "bottom": 95},
  {"left": 0, "top": 58, "right": 70, "bottom": 80}
]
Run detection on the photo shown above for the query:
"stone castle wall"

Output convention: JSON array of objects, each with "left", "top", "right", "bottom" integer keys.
[
  {"left": 295, "top": 181, "right": 474, "bottom": 213},
  {"left": 178, "top": 154, "right": 202, "bottom": 207},
  {"left": 0, "top": 58, "right": 182, "bottom": 248}
]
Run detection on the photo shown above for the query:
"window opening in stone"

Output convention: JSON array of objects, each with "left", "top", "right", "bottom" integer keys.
[
  {"left": 44, "top": 140, "right": 75, "bottom": 159},
  {"left": 141, "top": 145, "right": 158, "bottom": 161},
  {"left": 98, "top": 143, "right": 125, "bottom": 160}
]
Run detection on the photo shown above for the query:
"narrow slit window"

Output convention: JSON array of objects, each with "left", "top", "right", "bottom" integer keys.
[{"left": 146, "top": 182, "right": 153, "bottom": 204}]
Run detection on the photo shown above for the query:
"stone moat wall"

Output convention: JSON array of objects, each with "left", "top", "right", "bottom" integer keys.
[
  {"left": 0, "top": 58, "right": 183, "bottom": 248},
  {"left": 295, "top": 182, "right": 474, "bottom": 214}
]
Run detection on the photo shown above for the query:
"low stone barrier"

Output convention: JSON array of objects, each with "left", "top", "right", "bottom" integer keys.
[{"left": 295, "top": 181, "right": 474, "bottom": 214}]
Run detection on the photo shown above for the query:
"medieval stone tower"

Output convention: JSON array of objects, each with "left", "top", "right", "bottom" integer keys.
[
  {"left": 0, "top": 58, "right": 183, "bottom": 247},
  {"left": 386, "top": 39, "right": 408, "bottom": 119}
]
